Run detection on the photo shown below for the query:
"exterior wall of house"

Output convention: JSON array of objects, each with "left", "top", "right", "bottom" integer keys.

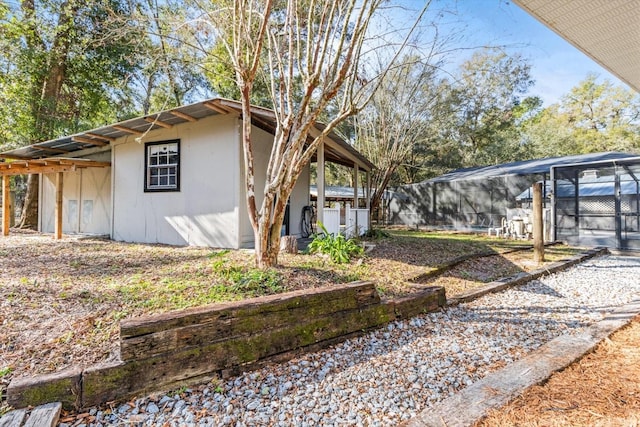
[
  {"left": 289, "top": 164, "right": 311, "bottom": 236},
  {"left": 38, "top": 112, "right": 314, "bottom": 248},
  {"left": 237, "top": 125, "right": 310, "bottom": 248},
  {"left": 111, "top": 114, "right": 242, "bottom": 248},
  {"left": 40, "top": 151, "right": 112, "bottom": 235}
]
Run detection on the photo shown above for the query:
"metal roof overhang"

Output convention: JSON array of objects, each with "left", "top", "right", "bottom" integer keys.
[
  {"left": 513, "top": 0, "right": 640, "bottom": 93},
  {"left": 0, "top": 98, "right": 374, "bottom": 172},
  {"left": 215, "top": 99, "right": 374, "bottom": 171},
  {"left": 425, "top": 152, "right": 637, "bottom": 183},
  {"left": 0, "top": 158, "right": 111, "bottom": 176}
]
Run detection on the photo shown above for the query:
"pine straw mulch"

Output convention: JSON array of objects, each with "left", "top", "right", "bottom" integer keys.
[
  {"left": 0, "top": 228, "right": 582, "bottom": 414},
  {"left": 477, "top": 315, "right": 640, "bottom": 427}
]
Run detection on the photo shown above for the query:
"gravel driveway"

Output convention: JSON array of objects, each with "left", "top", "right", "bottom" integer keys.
[{"left": 65, "top": 254, "right": 640, "bottom": 427}]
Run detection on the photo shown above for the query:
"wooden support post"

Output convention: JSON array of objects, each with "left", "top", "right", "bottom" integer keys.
[
  {"left": 317, "top": 141, "right": 325, "bottom": 226},
  {"left": 366, "top": 172, "right": 371, "bottom": 210},
  {"left": 2, "top": 175, "right": 9, "bottom": 236},
  {"left": 533, "top": 182, "right": 545, "bottom": 264},
  {"left": 353, "top": 164, "right": 359, "bottom": 208},
  {"left": 55, "top": 172, "right": 63, "bottom": 239}
]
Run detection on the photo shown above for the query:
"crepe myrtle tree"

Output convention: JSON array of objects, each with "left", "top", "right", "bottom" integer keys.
[{"left": 198, "top": 0, "right": 429, "bottom": 268}]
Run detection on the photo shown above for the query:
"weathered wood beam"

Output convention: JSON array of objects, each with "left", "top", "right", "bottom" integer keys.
[
  {"left": 55, "top": 172, "right": 63, "bottom": 239},
  {"left": 251, "top": 116, "right": 276, "bottom": 134},
  {"left": 0, "top": 165, "right": 76, "bottom": 176},
  {"left": 72, "top": 136, "right": 109, "bottom": 147},
  {"left": 112, "top": 125, "right": 144, "bottom": 136},
  {"left": 144, "top": 116, "right": 174, "bottom": 129},
  {"left": 203, "top": 101, "right": 231, "bottom": 115},
  {"left": 71, "top": 160, "right": 111, "bottom": 168},
  {"left": 84, "top": 132, "right": 115, "bottom": 142},
  {"left": 170, "top": 110, "right": 197, "bottom": 122},
  {"left": 0, "top": 159, "right": 111, "bottom": 176},
  {"left": 24, "top": 159, "right": 47, "bottom": 165},
  {"left": 2, "top": 174, "right": 9, "bottom": 236}
]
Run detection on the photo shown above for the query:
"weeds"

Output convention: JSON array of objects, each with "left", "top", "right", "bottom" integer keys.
[
  {"left": 212, "top": 258, "right": 283, "bottom": 296},
  {"left": 363, "top": 227, "right": 390, "bottom": 240}
]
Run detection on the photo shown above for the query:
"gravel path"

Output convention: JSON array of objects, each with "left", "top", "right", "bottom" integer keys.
[{"left": 63, "top": 255, "right": 640, "bottom": 427}]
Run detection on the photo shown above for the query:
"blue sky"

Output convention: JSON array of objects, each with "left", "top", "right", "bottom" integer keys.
[{"left": 445, "top": 0, "right": 622, "bottom": 106}]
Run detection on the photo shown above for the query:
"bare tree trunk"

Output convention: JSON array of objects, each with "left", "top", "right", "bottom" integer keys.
[{"left": 18, "top": 174, "right": 38, "bottom": 229}]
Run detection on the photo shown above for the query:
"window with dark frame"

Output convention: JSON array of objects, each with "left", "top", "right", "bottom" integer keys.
[{"left": 145, "top": 140, "right": 180, "bottom": 192}]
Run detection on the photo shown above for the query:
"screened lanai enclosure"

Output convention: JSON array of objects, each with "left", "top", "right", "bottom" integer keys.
[
  {"left": 389, "top": 152, "right": 640, "bottom": 249},
  {"left": 552, "top": 156, "right": 640, "bottom": 250}
]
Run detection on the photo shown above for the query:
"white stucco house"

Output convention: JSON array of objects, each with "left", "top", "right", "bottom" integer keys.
[{"left": 0, "top": 98, "right": 374, "bottom": 248}]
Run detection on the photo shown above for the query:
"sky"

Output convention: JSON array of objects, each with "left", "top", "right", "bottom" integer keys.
[{"left": 423, "top": 0, "right": 625, "bottom": 106}]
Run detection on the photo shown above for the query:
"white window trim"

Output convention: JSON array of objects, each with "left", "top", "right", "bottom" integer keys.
[{"left": 144, "top": 139, "right": 180, "bottom": 192}]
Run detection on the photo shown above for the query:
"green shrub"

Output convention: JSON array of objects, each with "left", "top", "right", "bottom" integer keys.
[{"left": 306, "top": 222, "right": 364, "bottom": 264}]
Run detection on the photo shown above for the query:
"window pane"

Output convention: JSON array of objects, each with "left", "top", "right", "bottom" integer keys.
[{"left": 146, "top": 141, "right": 179, "bottom": 190}]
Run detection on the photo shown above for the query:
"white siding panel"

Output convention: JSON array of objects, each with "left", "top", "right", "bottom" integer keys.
[
  {"left": 40, "top": 174, "right": 56, "bottom": 233},
  {"left": 112, "top": 114, "right": 240, "bottom": 248},
  {"left": 79, "top": 167, "right": 111, "bottom": 235},
  {"left": 238, "top": 125, "right": 311, "bottom": 246},
  {"left": 238, "top": 124, "right": 273, "bottom": 248},
  {"left": 40, "top": 166, "right": 111, "bottom": 235}
]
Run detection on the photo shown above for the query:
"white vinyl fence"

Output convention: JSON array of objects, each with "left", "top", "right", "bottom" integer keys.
[{"left": 322, "top": 203, "right": 369, "bottom": 237}]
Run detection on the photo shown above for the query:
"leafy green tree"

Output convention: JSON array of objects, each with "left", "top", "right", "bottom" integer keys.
[
  {"left": 440, "top": 49, "right": 535, "bottom": 167},
  {"left": 0, "top": 0, "right": 143, "bottom": 227},
  {"left": 525, "top": 75, "right": 640, "bottom": 157}
]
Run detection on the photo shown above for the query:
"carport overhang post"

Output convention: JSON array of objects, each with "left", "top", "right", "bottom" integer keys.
[
  {"left": 366, "top": 172, "right": 371, "bottom": 210},
  {"left": 55, "top": 172, "right": 63, "bottom": 239},
  {"left": 316, "top": 140, "right": 325, "bottom": 226},
  {"left": 353, "top": 163, "right": 358, "bottom": 208},
  {"left": 2, "top": 175, "right": 9, "bottom": 236}
]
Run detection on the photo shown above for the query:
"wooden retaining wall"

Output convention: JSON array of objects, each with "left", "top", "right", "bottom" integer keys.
[{"left": 7, "top": 281, "right": 445, "bottom": 410}]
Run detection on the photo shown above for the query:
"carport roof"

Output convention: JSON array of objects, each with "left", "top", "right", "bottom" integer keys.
[
  {"left": 0, "top": 98, "right": 374, "bottom": 171},
  {"left": 424, "top": 152, "right": 638, "bottom": 183}
]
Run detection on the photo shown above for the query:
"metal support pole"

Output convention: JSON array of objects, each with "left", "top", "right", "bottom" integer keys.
[{"left": 614, "top": 166, "right": 622, "bottom": 248}]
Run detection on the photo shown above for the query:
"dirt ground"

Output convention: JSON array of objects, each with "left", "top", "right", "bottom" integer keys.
[{"left": 477, "top": 315, "right": 640, "bottom": 427}]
